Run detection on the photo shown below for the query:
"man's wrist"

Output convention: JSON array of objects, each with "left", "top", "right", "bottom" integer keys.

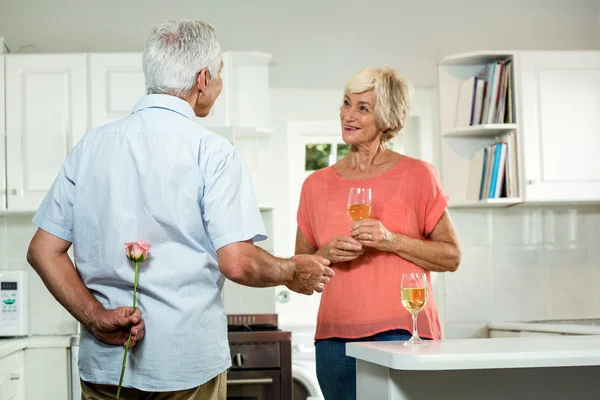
[
  {"left": 82, "top": 302, "right": 104, "bottom": 331},
  {"left": 283, "top": 258, "right": 298, "bottom": 285}
]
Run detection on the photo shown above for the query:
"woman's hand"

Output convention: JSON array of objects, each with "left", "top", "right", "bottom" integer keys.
[
  {"left": 350, "top": 219, "right": 394, "bottom": 252},
  {"left": 317, "top": 235, "right": 364, "bottom": 264}
]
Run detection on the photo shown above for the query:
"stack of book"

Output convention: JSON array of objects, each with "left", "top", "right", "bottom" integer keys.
[
  {"left": 466, "top": 131, "right": 519, "bottom": 200},
  {"left": 455, "top": 59, "right": 515, "bottom": 128}
]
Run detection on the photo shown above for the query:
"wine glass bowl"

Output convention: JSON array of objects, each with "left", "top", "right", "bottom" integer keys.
[
  {"left": 347, "top": 187, "right": 372, "bottom": 221},
  {"left": 401, "top": 273, "right": 428, "bottom": 346}
]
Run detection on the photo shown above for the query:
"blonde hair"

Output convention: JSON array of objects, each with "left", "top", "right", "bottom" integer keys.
[{"left": 344, "top": 67, "right": 413, "bottom": 142}]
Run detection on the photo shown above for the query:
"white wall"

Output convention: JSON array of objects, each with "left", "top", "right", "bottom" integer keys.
[
  {"left": 1, "top": 0, "right": 599, "bottom": 88},
  {"left": 0, "top": 215, "right": 77, "bottom": 335}
]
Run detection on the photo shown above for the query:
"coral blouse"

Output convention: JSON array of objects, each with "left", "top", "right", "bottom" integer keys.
[{"left": 297, "top": 156, "right": 448, "bottom": 340}]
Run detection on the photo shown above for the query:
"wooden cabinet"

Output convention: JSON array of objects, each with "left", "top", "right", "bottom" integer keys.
[
  {"left": 438, "top": 50, "right": 600, "bottom": 208},
  {"left": 5, "top": 54, "right": 87, "bottom": 211},
  {"left": 0, "top": 350, "right": 24, "bottom": 400}
]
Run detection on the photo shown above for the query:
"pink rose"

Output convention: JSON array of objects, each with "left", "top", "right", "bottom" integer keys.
[{"left": 124, "top": 240, "right": 151, "bottom": 262}]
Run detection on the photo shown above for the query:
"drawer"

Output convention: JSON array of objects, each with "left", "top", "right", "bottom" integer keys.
[
  {"left": 229, "top": 342, "right": 280, "bottom": 369},
  {"left": 0, "top": 351, "right": 23, "bottom": 400}
]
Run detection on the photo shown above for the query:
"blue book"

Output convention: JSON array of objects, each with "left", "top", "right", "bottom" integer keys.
[{"left": 488, "top": 143, "right": 502, "bottom": 198}]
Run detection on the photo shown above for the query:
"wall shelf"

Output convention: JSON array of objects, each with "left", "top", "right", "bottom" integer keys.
[
  {"left": 449, "top": 198, "right": 522, "bottom": 209},
  {"left": 443, "top": 123, "right": 517, "bottom": 138}
]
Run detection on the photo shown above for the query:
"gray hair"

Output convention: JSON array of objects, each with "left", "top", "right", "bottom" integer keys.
[{"left": 143, "top": 20, "right": 222, "bottom": 97}]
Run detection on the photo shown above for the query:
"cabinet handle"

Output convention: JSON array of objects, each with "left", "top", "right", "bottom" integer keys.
[
  {"left": 526, "top": 180, "right": 535, "bottom": 185},
  {"left": 227, "top": 378, "right": 273, "bottom": 386},
  {"left": 10, "top": 373, "right": 20, "bottom": 380},
  {"left": 10, "top": 189, "right": 17, "bottom": 195}
]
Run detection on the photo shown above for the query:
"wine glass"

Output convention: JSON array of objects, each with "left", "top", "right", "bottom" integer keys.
[
  {"left": 401, "top": 273, "right": 429, "bottom": 346},
  {"left": 347, "top": 187, "right": 372, "bottom": 221}
]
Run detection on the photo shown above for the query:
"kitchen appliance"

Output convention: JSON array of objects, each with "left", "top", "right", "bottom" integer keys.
[
  {"left": 227, "top": 314, "right": 292, "bottom": 400},
  {"left": 0, "top": 271, "right": 28, "bottom": 337}
]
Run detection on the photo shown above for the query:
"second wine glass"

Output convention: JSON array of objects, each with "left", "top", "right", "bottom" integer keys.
[
  {"left": 401, "top": 272, "right": 429, "bottom": 346},
  {"left": 347, "top": 187, "right": 371, "bottom": 221}
]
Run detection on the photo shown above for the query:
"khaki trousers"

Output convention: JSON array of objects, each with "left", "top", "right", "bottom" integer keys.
[{"left": 80, "top": 371, "right": 227, "bottom": 400}]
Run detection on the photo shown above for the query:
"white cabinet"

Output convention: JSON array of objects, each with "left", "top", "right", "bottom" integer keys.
[
  {"left": 519, "top": 51, "right": 600, "bottom": 202},
  {"left": 88, "top": 53, "right": 146, "bottom": 128},
  {"left": 222, "top": 209, "right": 276, "bottom": 315},
  {"left": 202, "top": 52, "right": 273, "bottom": 134},
  {"left": 438, "top": 50, "right": 600, "bottom": 208},
  {"left": 0, "top": 56, "right": 5, "bottom": 211},
  {"left": 5, "top": 54, "right": 87, "bottom": 211},
  {"left": 0, "top": 350, "right": 24, "bottom": 400},
  {"left": 0, "top": 51, "right": 273, "bottom": 213},
  {"left": 24, "top": 348, "right": 69, "bottom": 400}
]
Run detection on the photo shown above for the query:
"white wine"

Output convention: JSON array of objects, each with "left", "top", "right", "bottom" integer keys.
[
  {"left": 347, "top": 204, "right": 371, "bottom": 221},
  {"left": 401, "top": 287, "right": 428, "bottom": 315}
]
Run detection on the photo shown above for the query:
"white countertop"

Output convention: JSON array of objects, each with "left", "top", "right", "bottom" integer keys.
[
  {"left": 0, "top": 335, "right": 73, "bottom": 358},
  {"left": 346, "top": 335, "right": 600, "bottom": 371},
  {"left": 488, "top": 321, "right": 600, "bottom": 335}
]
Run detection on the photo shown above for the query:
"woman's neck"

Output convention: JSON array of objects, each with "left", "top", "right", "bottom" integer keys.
[{"left": 346, "top": 141, "right": 387, "bottom": 173}]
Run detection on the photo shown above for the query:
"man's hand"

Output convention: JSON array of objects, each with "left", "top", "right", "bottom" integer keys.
[
  {"left": 89, "top": 307, "right": 145, "bottom": 348},
  {"left": 286, "top": 254, "right": 334, "bottom": 295}
]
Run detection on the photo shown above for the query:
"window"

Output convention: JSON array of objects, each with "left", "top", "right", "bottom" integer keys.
[{"left": 304, "top": 144, "right": 332, "bottom": 171}]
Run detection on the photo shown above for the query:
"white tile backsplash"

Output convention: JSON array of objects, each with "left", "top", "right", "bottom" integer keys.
[
  {"left": 444, "top": 205, "right": 600, "bottom": 338},
  {"left": 444, "top": 322, "right": 489, "bottom": 339},
  {"left": 2, "top": 215, "right": 77, "bottom": 335},
  {"left": 0, "top": 217, "right": 7, "bottom": 269},
  {"left": 444, "top": 247, "right": 493, "bottom": 323},
  {"left": 451, "top": 210, "right": 493, "bottom": 246}
]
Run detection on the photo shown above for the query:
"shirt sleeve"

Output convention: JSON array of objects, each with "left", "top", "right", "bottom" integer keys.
[
  {"left": 419, "top": 162, "right": 449, "bottom": 237},
  {"left": 201, "top": 148, "right": 267, "bottom": 251},
  {"left": 296, "top": 179, "right": 317, "bottom": 248},
  {"left": 31, "top": 142, "right": 82, "bottom": 242}
]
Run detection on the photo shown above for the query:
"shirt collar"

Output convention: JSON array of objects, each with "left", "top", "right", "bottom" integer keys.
[{"left": 132, "top": 94, "right": 197, "bottom": 121}]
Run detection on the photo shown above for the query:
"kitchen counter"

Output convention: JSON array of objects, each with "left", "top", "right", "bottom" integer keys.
[
  {"left": 0, "top": 335, "right": 72, "bottom": 358},
  {"left": 488, "top": 320, "right": 600, "bottom": 335},
  {"left": 347, "top": 336, "right": 600, "bottom": 399}
]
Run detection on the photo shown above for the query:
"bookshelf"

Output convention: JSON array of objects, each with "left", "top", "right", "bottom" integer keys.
[{"left": 438, "top": 51, "right": 522, "bottom": 208}]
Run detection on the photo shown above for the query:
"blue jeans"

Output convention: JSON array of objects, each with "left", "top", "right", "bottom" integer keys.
[{"left": 316, "top": 329, "right": 421, "bottom": 400}]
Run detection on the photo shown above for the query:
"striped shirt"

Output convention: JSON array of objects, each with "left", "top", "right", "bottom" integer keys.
[{"left": 32, "top": 94, "right": 266, "bottom": 391}]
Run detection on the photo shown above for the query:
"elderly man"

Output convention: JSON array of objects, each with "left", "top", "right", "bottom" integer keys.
[{"left": 26, "top": 20, "right": 333, "bottom": 400}]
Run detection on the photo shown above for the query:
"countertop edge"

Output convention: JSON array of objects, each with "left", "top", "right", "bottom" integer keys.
[
  {"left": 346, "top": 337, "right": 600, "bottom": 371},
  {"left": 488, "top": 322, "right": 600, "bottom": 335},
  {"left": 0, "top": 335, "right": 74, "bottom": 358}
]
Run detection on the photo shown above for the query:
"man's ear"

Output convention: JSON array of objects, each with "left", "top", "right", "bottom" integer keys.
[{"left": 197, "top": 68, "right": 211, "bottom": 95}]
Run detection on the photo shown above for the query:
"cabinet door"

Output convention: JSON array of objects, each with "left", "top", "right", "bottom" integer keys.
[
  {"left": 24, "top": 348, "right": 69, "bottom": 400},
  {"left": 88, "top": 53, "right": 146, "bottom": 128},
  {"left": 0, "top": 56, "right": 5, "bottom": 210},
  {"left": 5, "top": 54, "right": 87, "bottom": 211},
  {"left": 519, "top": 51, "right": 600, "bottom": 202},
  {"left": 0, "top": 350, "right": 24, "bottom": 400}
]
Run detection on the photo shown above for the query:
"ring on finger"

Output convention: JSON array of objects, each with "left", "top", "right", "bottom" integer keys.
[{"left": 367, "top": 233, "right": 373, "bottom": 241}]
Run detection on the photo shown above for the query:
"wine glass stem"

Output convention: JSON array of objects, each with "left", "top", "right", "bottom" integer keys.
[{"left": 412, "top": 313, "right": 419, "bottom": 339}]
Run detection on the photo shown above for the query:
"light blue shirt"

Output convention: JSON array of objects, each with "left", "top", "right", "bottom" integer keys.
[{"left": 32, "top": 94, "right": 267, "bottom": 391}]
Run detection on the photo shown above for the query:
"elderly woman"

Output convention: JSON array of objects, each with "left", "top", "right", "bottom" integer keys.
[{"left": 295, "top": 67, "right": 461, "bottom": 400}]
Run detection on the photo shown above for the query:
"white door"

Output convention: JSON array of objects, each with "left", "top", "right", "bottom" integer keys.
[
  {"left": 0, "top": 56, "right": 5, "bottom": 210},
  {"left": 88, "top": 53, "right": 146, "bottom": 129},
  {"left": 519, "top": 51, "right": 600, "bottom": 202},
  {"left": 5, "top": 54, "right": 87, "bottom": 211}
]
